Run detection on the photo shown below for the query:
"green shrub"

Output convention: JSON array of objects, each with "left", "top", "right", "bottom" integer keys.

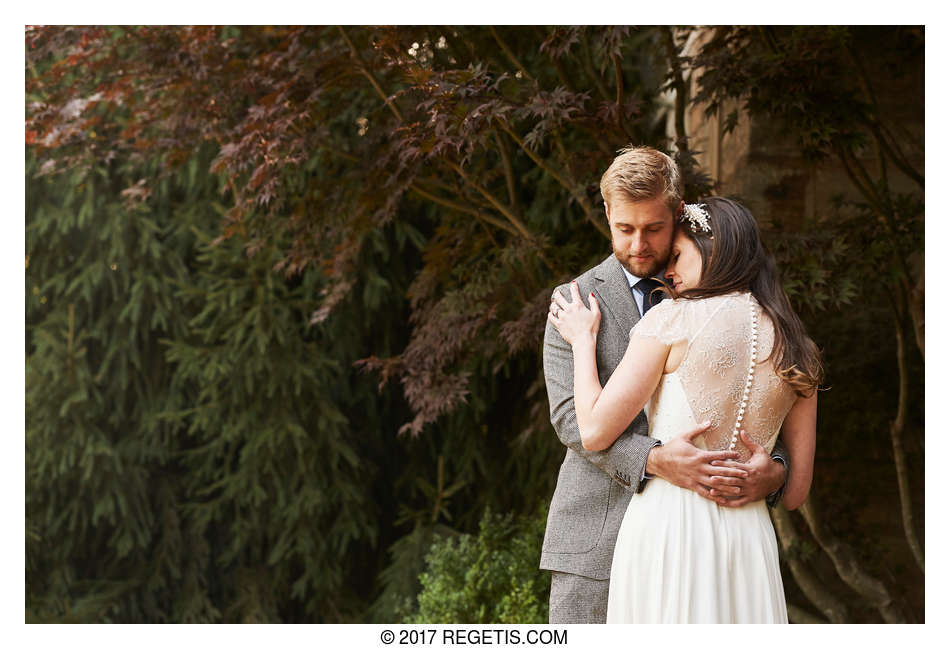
[{"left": 405, "top": 506, "right": 550, "bottom": 624}]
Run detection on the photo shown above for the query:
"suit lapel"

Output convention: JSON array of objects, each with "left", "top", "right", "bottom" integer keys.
[{"left": 593, "top": 255, "right": 640, "bottom": 336}]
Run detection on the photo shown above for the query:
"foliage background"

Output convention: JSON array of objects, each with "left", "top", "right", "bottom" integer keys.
[{"left": 25, "top": 26, "right": 923, "bottom": 623}]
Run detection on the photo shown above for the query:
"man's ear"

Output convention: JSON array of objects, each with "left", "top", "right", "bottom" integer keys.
[{"left": 604, "top": 201, "right": 611, "bottom": 222}]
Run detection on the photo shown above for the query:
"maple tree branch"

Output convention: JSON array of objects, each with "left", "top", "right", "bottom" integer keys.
[
  {"left": 431, "top": 455, "right": 444, "bottom": 524},
  {"left": 497, "top": 121, "right": 610, "bottom": 239},
  {"left": 841, "top": 146, "right": 902, "bottom": 244},
  {"left": 550, "top": 63, "right": 615, "bottom": 158},
  {"left": 551, "top": 57, "right": 577, "bottom": 92},
  {"left": 488, "top": 26, "right": 534, "bottom": 82},
  {"left": 416, "top": 176, "right": 497, "bottom": 213},
  {"left": 211, "top": 135, "right": 254, "bottom": 221},
  {"left": 409, "top": 182, "right": 519, "bottom": 237},
  {"left": 844, "top": 45, "right": 924, "bottom": 189},
  {"left": 496, "top": 122, "right": 570, "bottom": 194},
  {"left": 414, "top": 175, "right": 458, "bottom": 195},
  {"left": 840, "top": 47, "right": 897, "bottom": 211},
  {"left": 839, "top": 147, "right": 908, "bottom": 275},
  {"left": 492, "top": 129, "right": 519, "bottom": 212},
  {"left": 835, "top": 143, "right": 913, "bottom": 289},
  {"left": 551, "top": 133, "right": 575, "bottom": 189},
  {"left": 872, "top": 119, "right": 924, "bottom": 189},
  {"left": 550, "top": 129, "right": 605, "bottom": 227},
  {"left": 535, "top": 47, "right": 614, "bottom": 158},
  {"left": 579, "top": 29, "right": 612, "bottom": 103},
  {"left": 446, "top": 160, "right": 534, "bottom": 241},
  {"left": 871, "top": 120, "right": 923, "bottom": 188},
  {"left": 612, "top": 53, "right": 632, "bottom": 140},
  {"left": 336, "top": 26, "right": 403, "bottom": 122},
  {"left": 834, "top": 144, "right": 887, "bottom": 217}
]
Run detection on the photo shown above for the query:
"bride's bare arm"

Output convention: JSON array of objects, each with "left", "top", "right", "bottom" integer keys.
[
  {"left": 548, "top": 281, "right": 670, "bottom": 451},
  {"left": 778, "top": 392, "right": 817, "bottom": 509},
  {"left": 573, "top": 332, "right": 669, "bottom": 451}
]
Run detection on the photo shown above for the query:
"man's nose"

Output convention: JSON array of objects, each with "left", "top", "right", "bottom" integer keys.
[{"left": 631, "top": 233, "right": 647, "bottom": 252}]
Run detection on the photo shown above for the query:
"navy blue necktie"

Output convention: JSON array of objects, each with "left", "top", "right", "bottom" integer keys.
[{"left": 634, "top": 278, "right": 665, "bottom": 315}]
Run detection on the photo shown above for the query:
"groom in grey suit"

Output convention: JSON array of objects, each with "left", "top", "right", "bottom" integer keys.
[{"left": 541, "top": 146, "right": 790, "bottom": 624}]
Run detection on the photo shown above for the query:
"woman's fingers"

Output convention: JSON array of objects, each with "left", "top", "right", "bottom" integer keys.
[
  {"left": 569, "top": 280, "right": 582, "bottom": 303},
  {"left": 552, "top": 281, "right": 596, "bottom": 315},
  {"left": 549, "top": 282, "right": 601, "bottom": 332},
  {"left": 552, "top": 289, "right": 570, "bottom": 311}
]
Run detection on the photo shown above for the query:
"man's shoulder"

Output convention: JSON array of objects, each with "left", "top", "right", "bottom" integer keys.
[{"left": 552, "top": 255, "right": 616, "bottom": 294}]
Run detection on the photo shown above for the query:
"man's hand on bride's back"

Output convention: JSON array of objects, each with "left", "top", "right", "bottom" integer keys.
[
  {"left": 548, "top": 280, "right": 601, "bottom": 346},
  {"left": 645, "top": 422, "right": 745, "bottom": 501},
  {"left": 706, "top": 430, "right": 786, "bottom": 507}
]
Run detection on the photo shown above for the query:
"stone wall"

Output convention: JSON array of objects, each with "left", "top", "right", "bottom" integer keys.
[{"left": 679, "top": 27, "right": 923, "bottom": 232}]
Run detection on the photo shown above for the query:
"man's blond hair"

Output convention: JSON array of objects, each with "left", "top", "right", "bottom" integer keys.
[{"left": 599, "top": 145, "right": 683, "bottom": 213}]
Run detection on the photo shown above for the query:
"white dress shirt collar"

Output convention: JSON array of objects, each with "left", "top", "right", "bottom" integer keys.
[{"left": 619, "top": 264, "right": 665, "bottom": 290}]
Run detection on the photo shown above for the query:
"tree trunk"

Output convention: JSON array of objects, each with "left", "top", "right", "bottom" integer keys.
[
  {"left": 908, "top": 250, "right": 924, "bottom": 358},
  {"left": 663, "top": 27, "right": 690, "bottom": 158},
  {"left": 798, "top": 496, "right": 909, "bottom": 623},
  {"left": 770, "top": 506, "right": 849, "bottom": 623},
  {"left": 787, "top": 603, "right": 827, "bottom": 624},
  {"left": 890, "top": 317, "right": 925, "bottom": 573}
]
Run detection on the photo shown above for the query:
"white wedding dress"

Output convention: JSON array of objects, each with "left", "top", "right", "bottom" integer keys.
[{"left": 606, "top": 292, "right": 798, "bottom": 624}]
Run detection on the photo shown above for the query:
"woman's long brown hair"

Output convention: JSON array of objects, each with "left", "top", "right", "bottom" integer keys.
[{"left": 671, "top": 197, "right": 823, "bottom": 397}]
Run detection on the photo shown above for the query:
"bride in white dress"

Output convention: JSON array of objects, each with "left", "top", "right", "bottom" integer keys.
[{"left": 549, "top": 197, "right": 820, "bottom": 623}]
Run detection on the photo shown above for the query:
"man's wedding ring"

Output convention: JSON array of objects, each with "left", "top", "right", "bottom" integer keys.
[{"left": 551, "top": 305, "right": 561, "bottom": 317}]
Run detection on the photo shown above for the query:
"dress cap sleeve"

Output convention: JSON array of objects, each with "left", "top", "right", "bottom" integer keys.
[{"left": 630, "top": 298, "right": 689, "bottom": 345}]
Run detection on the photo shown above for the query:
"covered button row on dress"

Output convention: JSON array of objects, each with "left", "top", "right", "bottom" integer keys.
[{"left": 729, "top": 295, "right": 758, "bottom": 450}]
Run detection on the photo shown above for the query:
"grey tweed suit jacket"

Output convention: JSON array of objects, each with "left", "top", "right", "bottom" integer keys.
[
  {"left": 539, "top": 254, "right": 658, "bottom": 580},
  {"left": 539, "top": 253, "right": 789, "bottom": 581}
]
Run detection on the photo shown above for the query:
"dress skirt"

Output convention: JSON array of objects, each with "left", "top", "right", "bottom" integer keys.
[{"left": 605, "top": 477, "right": 788, "bottom": 624}]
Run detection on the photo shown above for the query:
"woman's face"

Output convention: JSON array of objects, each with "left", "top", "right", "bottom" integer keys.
[{"left": 665, "top": 230, "right": 703, "bottom": 291}]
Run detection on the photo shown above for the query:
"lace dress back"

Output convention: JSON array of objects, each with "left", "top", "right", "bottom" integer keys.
[
  {"left": 631, "top": 292, "right": 798, "bottom": 461},
  {"left": 606, "top": 292, "right": 793, "bottom": 623}
]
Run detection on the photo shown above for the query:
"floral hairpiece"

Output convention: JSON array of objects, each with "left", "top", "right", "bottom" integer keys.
[{"left": 681, "top": 203, "right": 712, "bottom": 234}]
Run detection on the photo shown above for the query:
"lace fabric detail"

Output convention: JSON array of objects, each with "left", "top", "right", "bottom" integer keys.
[
  {"left": 632, "top": 292, "right": 798, "bottom": 462},
  {"left": 629, "top": 298, "right": 690, "bottom": 346}
]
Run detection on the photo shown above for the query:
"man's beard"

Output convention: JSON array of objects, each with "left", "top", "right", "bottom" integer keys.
[{"left": 613, "top": 243, "right": 671, "bottom": 279}]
